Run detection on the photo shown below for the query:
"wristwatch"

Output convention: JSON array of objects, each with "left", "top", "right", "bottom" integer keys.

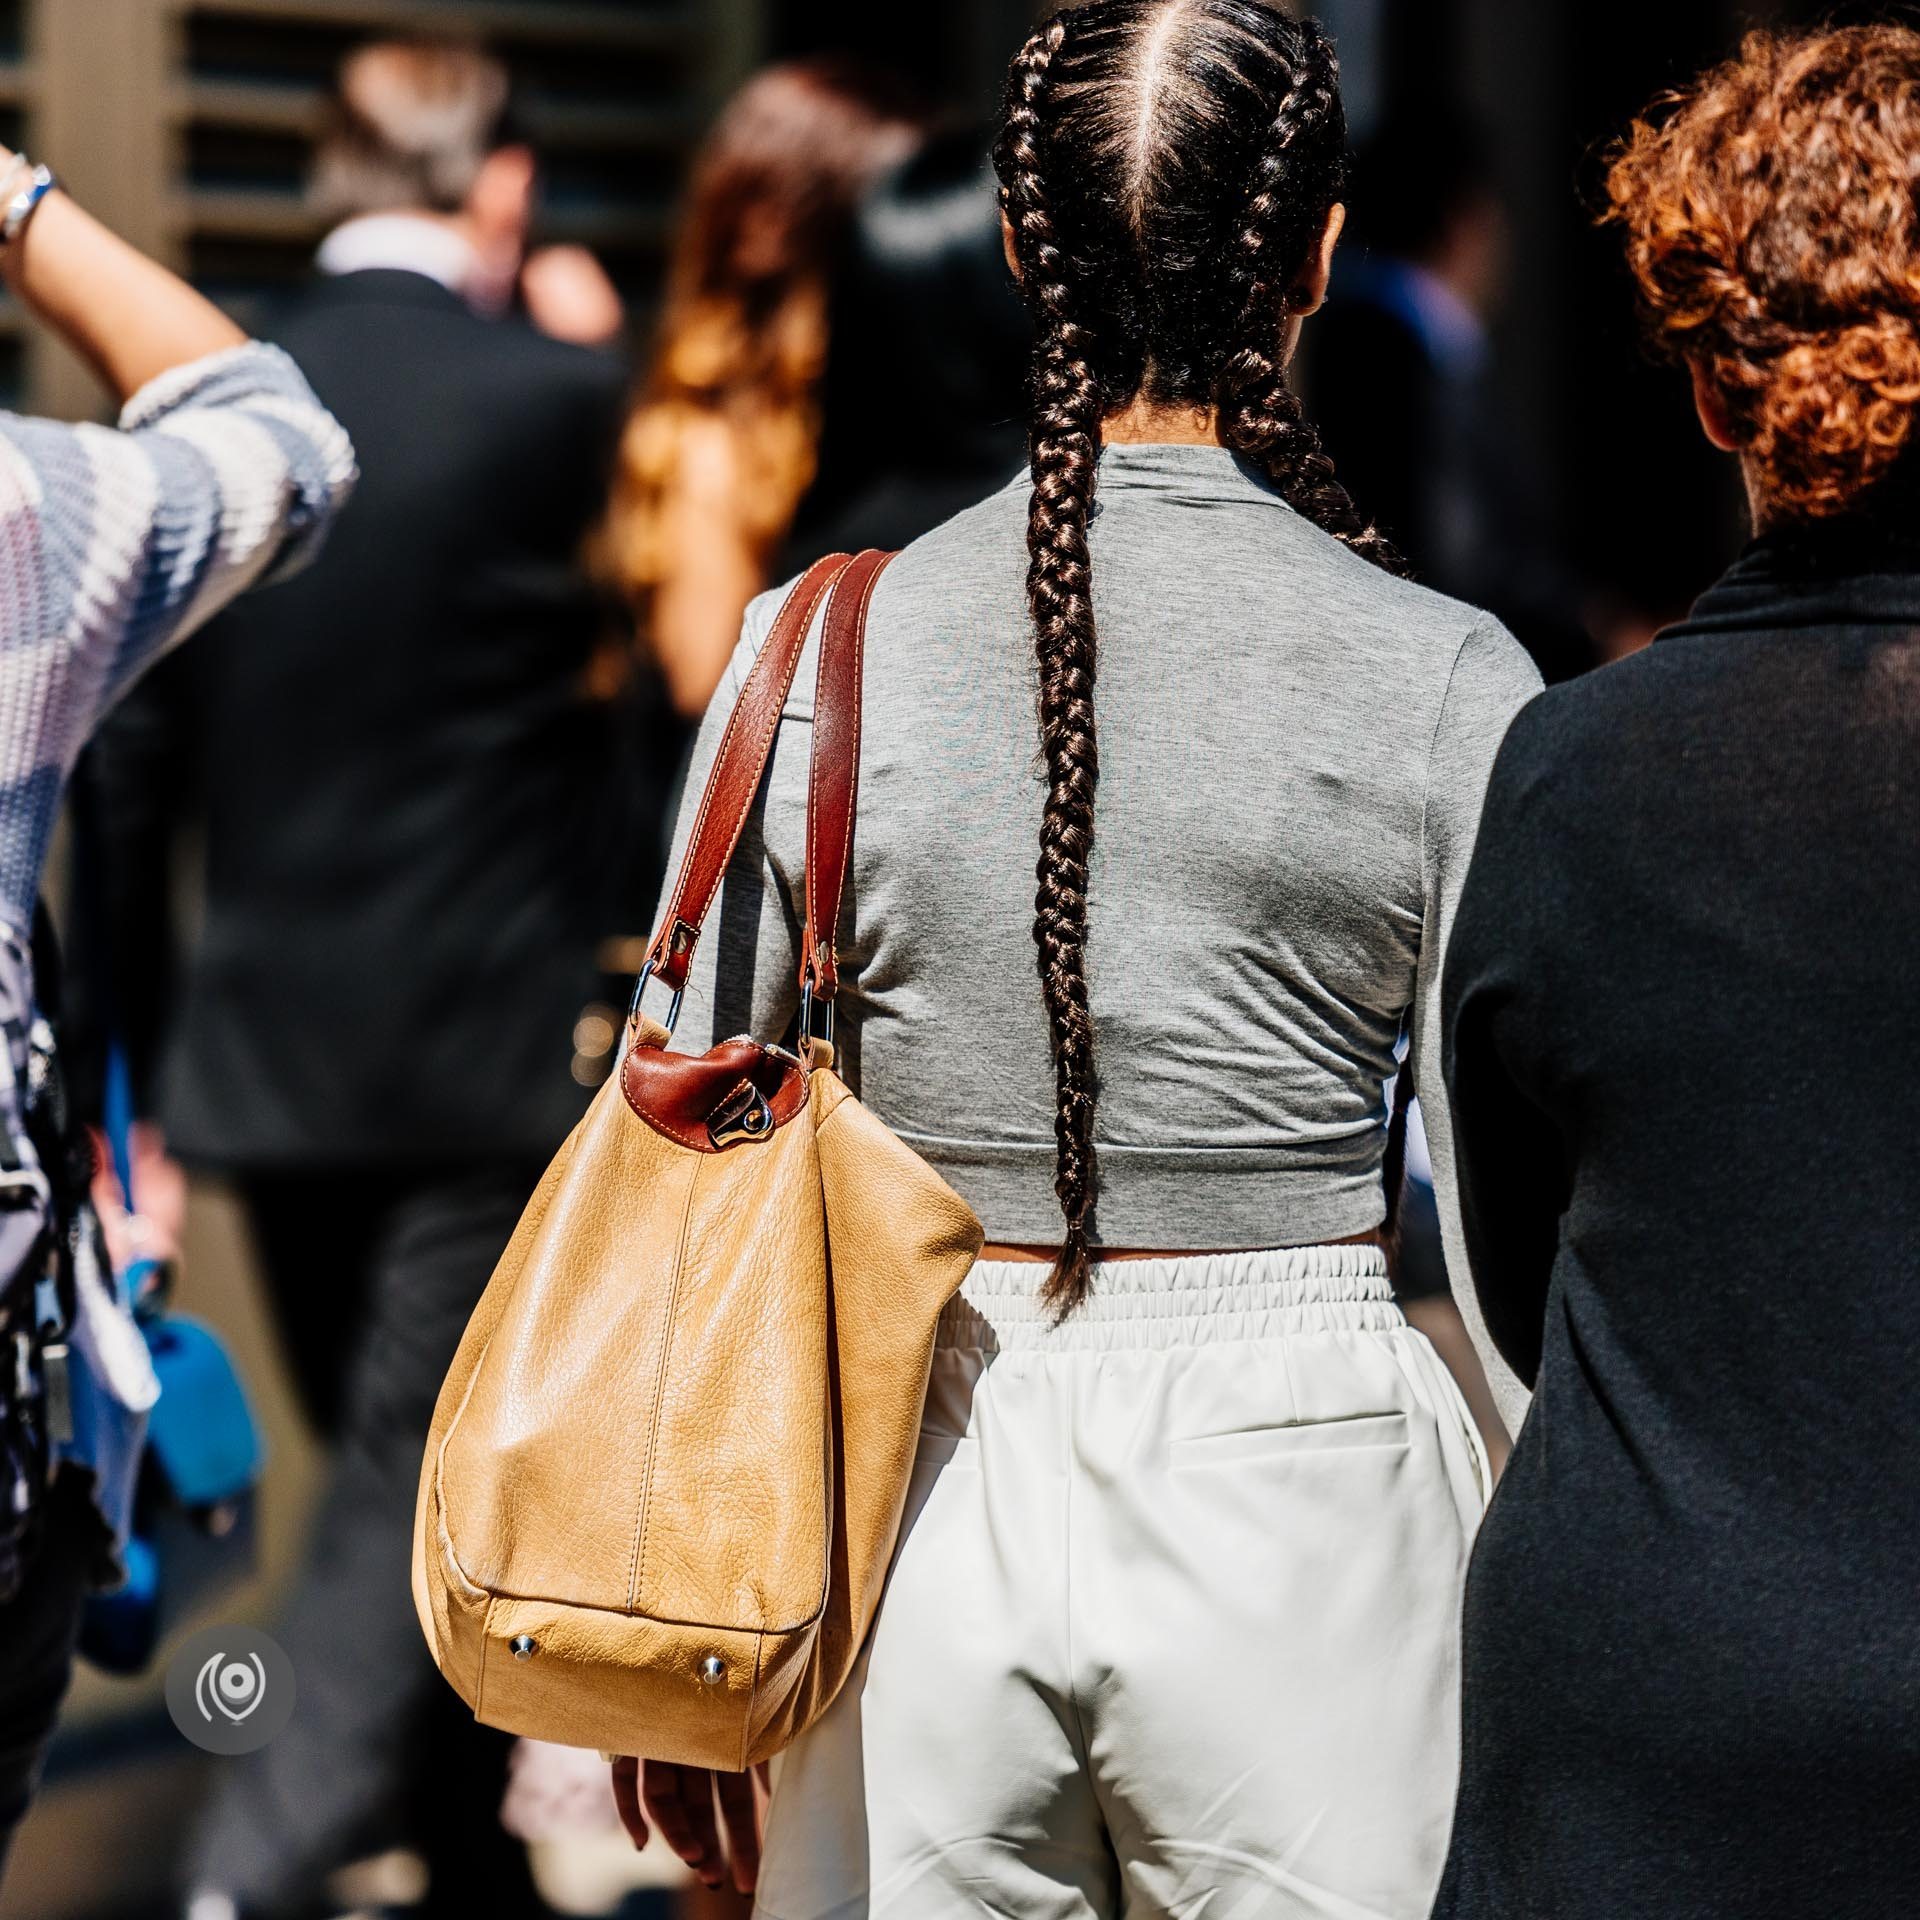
[{"left": 0, "top": 160, "right": 58, "bottom": 252}]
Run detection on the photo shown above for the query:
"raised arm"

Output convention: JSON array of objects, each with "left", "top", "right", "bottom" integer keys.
[
  {"left": 0, "top": 145, "right": 355, "bottom": 677},
  {"left": 0, "top": 153, "right": 246, "bottom": 402},
  {"left": 0, "top": 152, "right": 355, "bottom": 921},
  {"left": 1410, "top": 616, "right": 1542, "bottom": 1434},
  {"left": 0, "top": 346, "right": 354, "bottom": 798}
]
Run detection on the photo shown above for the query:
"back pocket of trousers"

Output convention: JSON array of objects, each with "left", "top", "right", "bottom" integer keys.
[
  {"left": 1169, "top": 1409, "right": 1410, "bottom": 1466},
  {"left": 914, "top": 1430, "right": 980, "bottom": 1470}
]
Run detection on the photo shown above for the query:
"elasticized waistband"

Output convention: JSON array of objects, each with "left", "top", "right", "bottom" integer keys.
[{"left": 937, "top": 1245, "right": 1402, "bottom": 1353}]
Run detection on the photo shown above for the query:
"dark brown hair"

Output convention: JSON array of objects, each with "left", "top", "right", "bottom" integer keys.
[
  {"left": 1605, "top": 26, "right": 1920, "bottom": 526},
  {"left": 993, "top": 0, "right": 1403, "bottom": 1311}
]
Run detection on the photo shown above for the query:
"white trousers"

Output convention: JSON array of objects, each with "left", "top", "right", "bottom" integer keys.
[{"left": 755, "top": 1247, "right": 1491, "bottom": 1920}]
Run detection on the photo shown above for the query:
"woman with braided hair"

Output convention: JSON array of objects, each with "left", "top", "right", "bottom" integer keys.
[
  {"left": 1436, "top": 28, "right": 1920, "bottom": 1916},
  {"left": 620, "top": 2, "right": 1538, "bottom": 1912}
]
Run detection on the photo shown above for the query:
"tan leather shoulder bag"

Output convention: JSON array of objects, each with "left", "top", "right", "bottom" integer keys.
[{"left": 412, "top": 550, "right": 984, "bottom": 1769}]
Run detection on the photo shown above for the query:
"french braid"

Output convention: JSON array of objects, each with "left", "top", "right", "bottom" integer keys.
[
  {"left": 998, "top": 18, "right": 1106, "bottom": 1310},
  {"left": 995, "top": 0, "right": 1399, "bottom": 1309},
  {"left": 1214, "top": 18, "right": 1409, "bottom": 574}
]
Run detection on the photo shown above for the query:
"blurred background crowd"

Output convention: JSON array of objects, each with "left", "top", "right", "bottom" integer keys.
[{"left": 0, "top": 0, "right": 1865, "bottom": 1916}]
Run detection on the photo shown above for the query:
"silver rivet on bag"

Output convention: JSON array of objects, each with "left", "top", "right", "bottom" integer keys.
[
  {"left": 510, "top": 1635, "right": 538, "bottom": 1661},
  {"left": 699, "top": 1655, "right": 726, "bottom": 1686}
]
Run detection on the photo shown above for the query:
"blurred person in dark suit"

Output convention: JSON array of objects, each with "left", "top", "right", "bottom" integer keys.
[
  {"left": 1311, "top": 109, "right": 1602, "bottom": 684},
  {"left": 80, "top": 39, "right": 628, "bottom": 1920},
  {"left": 780, "top": 126, "right": 1031, "bottom": 568}
]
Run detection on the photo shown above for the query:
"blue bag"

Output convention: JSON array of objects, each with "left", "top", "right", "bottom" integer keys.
[{"left": 78, "top": 1046, "right": 262, "bottom": 1674}]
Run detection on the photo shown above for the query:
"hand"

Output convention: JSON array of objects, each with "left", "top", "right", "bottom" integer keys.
[
  {"left": 500, "top": 1738, "right": 620, "bottom": 1844},
  {"left": 610, "top": 1757, "right": 767, "bottom": 1894},
  {"left": 126, "top": 1122, "right": 187, "bottom": 1250},
  {"left": 89, "top": 1122, "right": 186, "bottom": 1287},
  {"left": 520, "top": 244, "right": 626, "bottom": 346}
]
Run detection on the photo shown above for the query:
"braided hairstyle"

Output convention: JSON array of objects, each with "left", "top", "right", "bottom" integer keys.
[{"left": 994, "top": 0, "right": 1402, "bottom": 1313}]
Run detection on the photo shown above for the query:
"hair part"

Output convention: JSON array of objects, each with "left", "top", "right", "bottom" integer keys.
[
  {"left": 312, "top": 39, "right": 519, "bottom": 225},
  {"left": 994, "top": 0, "right": 1403, "bottom": 1313},
  {"left": 1604, "top": 25, "right": 1920, "bottom": 526}
]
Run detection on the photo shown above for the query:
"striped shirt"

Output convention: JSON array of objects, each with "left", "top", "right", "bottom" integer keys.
[
  {"left": 0, "top": 341, "right": 353, "bottom": 1567},
  {"left": 0, "top": 341, "right": 357, "bottom": 926}
]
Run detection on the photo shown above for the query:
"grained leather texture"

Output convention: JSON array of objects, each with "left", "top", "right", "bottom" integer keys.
[
  {"left": 646, "top": 552, "right": 851, "bottom": 993},
  {"left": 412, "top": 1065, "right": 983, "bottom": 1768},
  {"left": 620, "top": 1037, "right": 808, "bottom": 1151},
  {"left": 802, "top": 549, "right": 893, "bottom": 1002},
  {"left": 410, "top": 540, "right": 979, "bottom": 1769},
  {"left": 741, "top": 1078, "right": 988, "bottom": 1761}
]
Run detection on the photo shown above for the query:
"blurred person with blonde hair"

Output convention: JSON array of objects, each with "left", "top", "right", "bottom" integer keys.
[
  {"left": 80, "top": 35, "right": 627, "bottom": 1920},
  {"left": 601, "top": 59, "right": 923, "bottom": 717}
]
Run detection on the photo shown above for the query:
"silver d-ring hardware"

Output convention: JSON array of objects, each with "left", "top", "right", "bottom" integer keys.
[
  {"left": 798, "top": 980, "right": 835, "bottom": 1061},
  {"left": 627, "top": 961, "right": 684, "bottom": 1037}
]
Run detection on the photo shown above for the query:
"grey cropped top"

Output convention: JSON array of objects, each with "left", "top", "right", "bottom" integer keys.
[{"left": 659, "top": 443, "right": 1540, "bottom": 1414}]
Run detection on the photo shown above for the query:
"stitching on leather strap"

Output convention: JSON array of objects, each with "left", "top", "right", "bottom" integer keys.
[
  {"left": 623, "top": 1054, "right": 803, "bottom": 1151},
  {"left": 623, "top": 1082, "right": 711, "bottom": 1154},
  {"left": 830, "top": 552, "right": 884, "bottom": 994},
  {"left": 803, "top": 549, "right": 894, "bottom": 1000},
  {"left": 687, "top": 566, "right": 836, "bottom": 929},
  {"left": 648, "top": 554, "right": 851, "bottom": 987},
  {"left": 801, "top": 560, "right": 862, "bottom": 985},
  {"left": 653, "top": 614, "right": 784, "bottom": 968},
  {"left": 668, "top": 561, "right": 841, "bottom": 970},
  {"left": 660, "top": 560, "right": 833, "bottom": 944}
]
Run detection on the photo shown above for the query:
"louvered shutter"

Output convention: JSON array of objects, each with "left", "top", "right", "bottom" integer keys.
[{"left": 19, "top": 0, "right": 760, "bottom": 416}]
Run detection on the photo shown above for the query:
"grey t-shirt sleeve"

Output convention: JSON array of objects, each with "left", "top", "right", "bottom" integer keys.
[
  {"left": 1414, "top": 615, "right": 1543, "bottom": 1436},
  {"left": 651, "top": 587, "right": 806, "bottom": 1056}
]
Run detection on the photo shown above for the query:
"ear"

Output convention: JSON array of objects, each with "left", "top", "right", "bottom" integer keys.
[
  {"left": 1288, "top": 200, "right": 1346, "bottom": 318},
  {"left": 1690, "top": 360, "right": 1741, "bottom": 452},
  {"left": 1000, "top": 207, "right": 1022, "bottom": 285},
  {"left": 466, "top": 144, "right": 537, "bottom": 250}
]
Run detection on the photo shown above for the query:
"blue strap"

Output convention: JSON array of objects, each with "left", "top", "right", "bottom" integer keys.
[{"left": 103, "top": 1037, "right": 136, "bottom": 1212}]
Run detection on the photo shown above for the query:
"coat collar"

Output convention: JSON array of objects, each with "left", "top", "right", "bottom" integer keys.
[
  {"left": 316, "top": 213, "right": 478, "bottom": 295},
  {"left": 1664, "top": 516, "right": 1920, "bottom": 640},
  {"left": 297, "top": 268, "right": 473, "bottom": 320}
]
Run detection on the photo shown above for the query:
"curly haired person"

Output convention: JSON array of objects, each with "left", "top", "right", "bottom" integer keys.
[{"left": 1436, "top": 28, "right": 1920, "bottom": 1916}]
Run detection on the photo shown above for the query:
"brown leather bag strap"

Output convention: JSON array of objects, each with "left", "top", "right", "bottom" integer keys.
[
  {"left": 800, "top": 548, "right": 895, "bottom": 1022},
  {"left": 641, "top": 552, "right": 853, "bottom": 1005}
]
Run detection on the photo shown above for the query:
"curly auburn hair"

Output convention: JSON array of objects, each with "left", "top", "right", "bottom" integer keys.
[
  {"left": 994, "top": 0, "right": 1403, "bottom": 1312},
  {"left": 1605, "top": 26, "right": 1920, "bottom": 526}
]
